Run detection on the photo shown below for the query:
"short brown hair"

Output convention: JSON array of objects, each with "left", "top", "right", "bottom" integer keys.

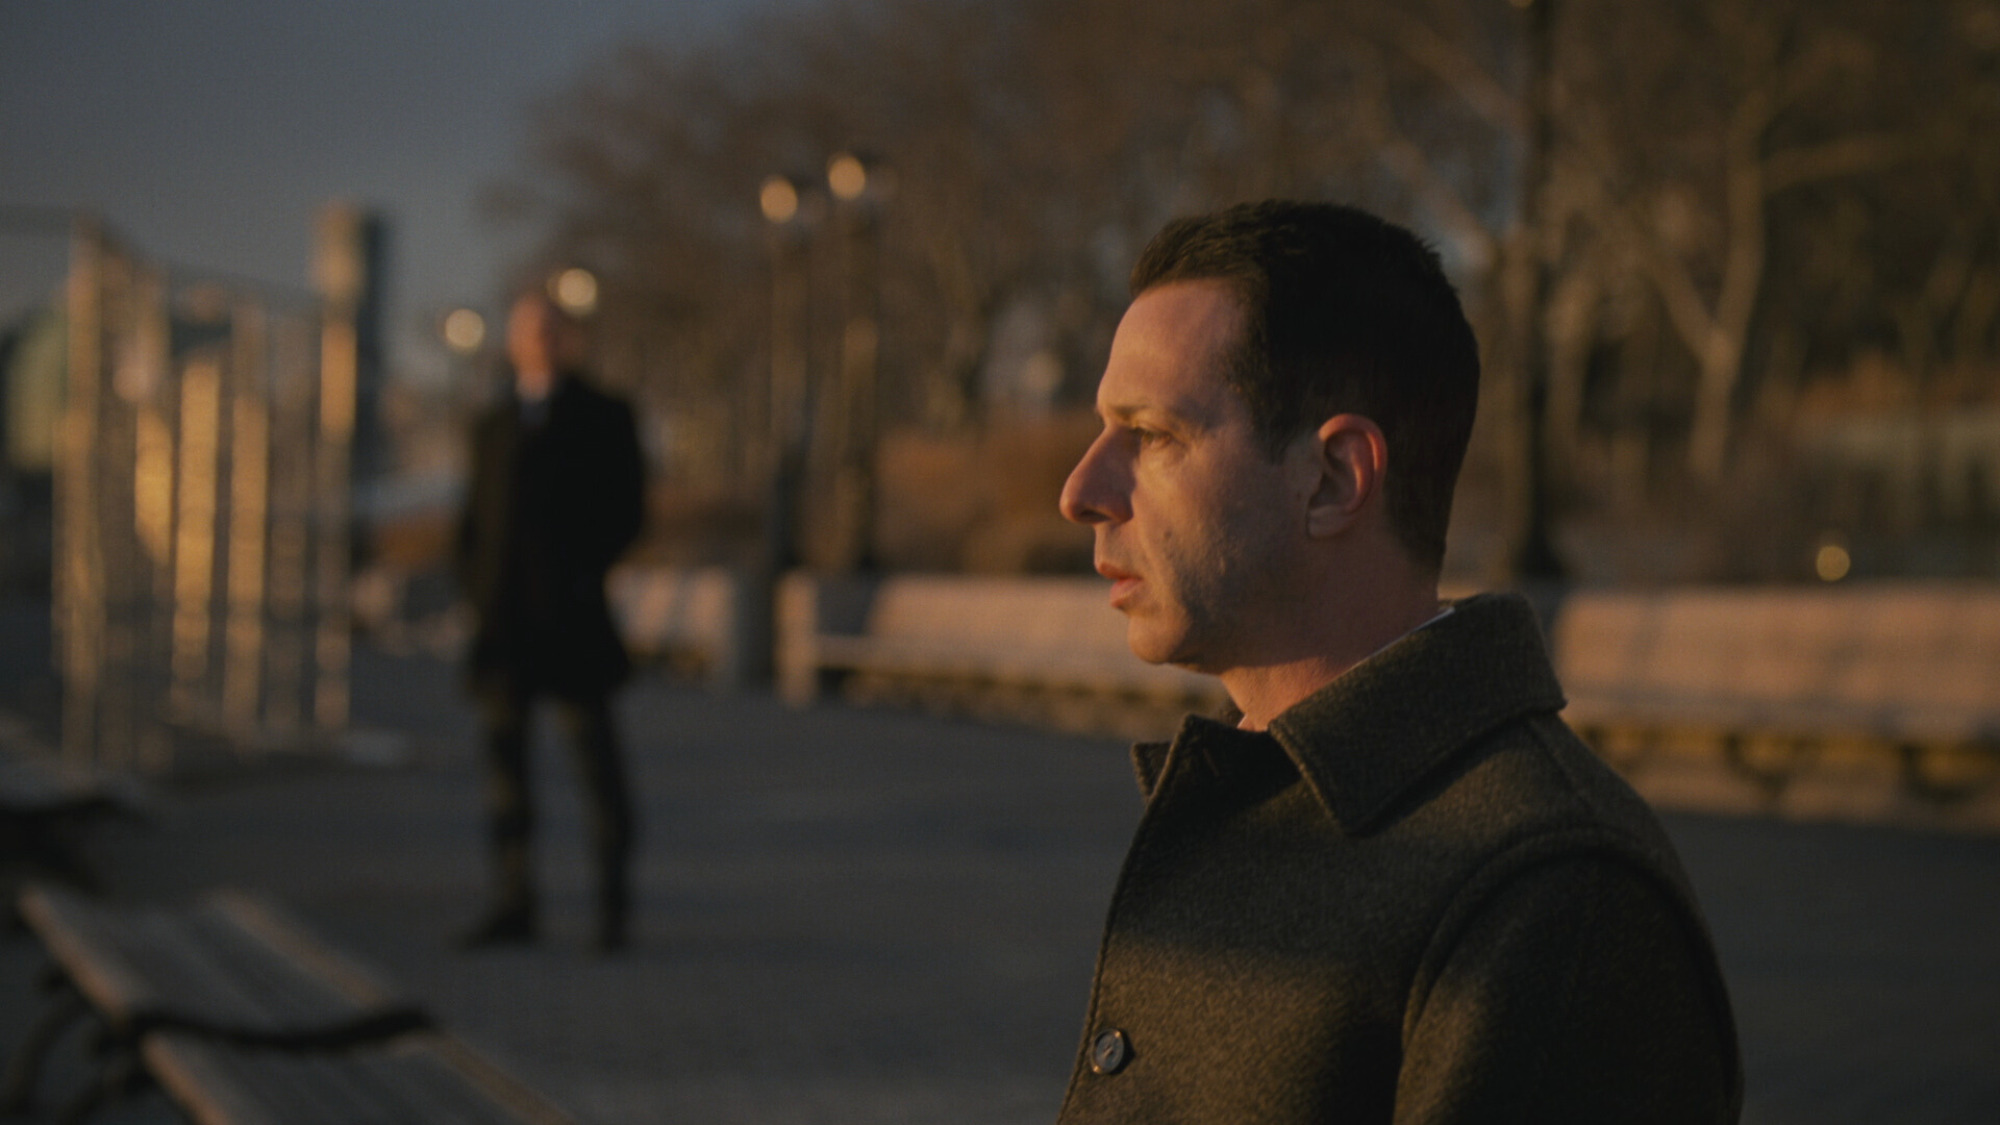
[{"left": 1130, "top": 200, "right": 1480, "bottom": 572}]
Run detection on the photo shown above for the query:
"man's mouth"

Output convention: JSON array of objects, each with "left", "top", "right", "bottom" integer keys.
[{"left": 1096, "top": 562, "right": 1140, "bottom": 607}]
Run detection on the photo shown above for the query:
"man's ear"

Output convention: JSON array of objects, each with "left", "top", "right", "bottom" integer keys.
[{"left": 1304, "top": 414, "right": 1387, "bottom": 539}]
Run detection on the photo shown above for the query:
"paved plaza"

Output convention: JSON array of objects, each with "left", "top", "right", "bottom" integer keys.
[{"left": 3, "top": 610, "right": 1999, "bottom": 1123}]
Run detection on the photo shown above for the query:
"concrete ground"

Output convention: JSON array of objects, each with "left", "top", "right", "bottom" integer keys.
[{"left": 4, "top": 607, "right": 1998, "bottom": 1123}]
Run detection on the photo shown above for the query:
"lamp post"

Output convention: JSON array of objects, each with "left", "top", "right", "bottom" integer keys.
[
  {"left": 759, "top": 175, "right": 810, "bottom": 575},
  {"left": 737, "top": 174, "right": 812, "bottom": 687},
  {"left": 439, "top": 305, "right": 486, "bottom": 438},
  {"left": 826, "top": 151, "right": 881, "bottom": 572},
  {"left": 743, "top": 156, "right": 887, "bottom": 686},
  {"left": 1510, "top": 0, "right": 1566, "bottom": 584}
]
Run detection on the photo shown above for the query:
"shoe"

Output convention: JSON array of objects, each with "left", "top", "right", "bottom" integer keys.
[{"left": 457, "top": 904, "right": 537, "bottom": 950}]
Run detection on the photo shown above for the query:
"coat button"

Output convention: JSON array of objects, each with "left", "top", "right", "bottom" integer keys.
[{"left": 1089, "top": 1027, "right": 1131, "bottom": 1075}]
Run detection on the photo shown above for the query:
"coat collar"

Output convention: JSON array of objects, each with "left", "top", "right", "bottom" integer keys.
[{"left": 1130, "top": 593, "right": 1567, "bottom": 836}]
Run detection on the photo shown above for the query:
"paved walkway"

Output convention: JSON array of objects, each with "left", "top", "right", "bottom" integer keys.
[{"left": 4, "top": 619, "right": 1999, "bottom": 1122}]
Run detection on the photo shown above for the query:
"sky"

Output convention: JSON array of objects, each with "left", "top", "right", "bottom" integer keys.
[{"left": 0, "top": 0, "right": 817, "bottom": 386}]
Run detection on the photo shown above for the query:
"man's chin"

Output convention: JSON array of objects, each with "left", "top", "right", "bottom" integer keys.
[{"left": 1124, "top": 622, "right": 1197, "bottom": 669}]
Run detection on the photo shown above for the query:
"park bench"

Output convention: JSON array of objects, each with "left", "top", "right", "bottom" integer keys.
[
  {"left": 1551, "top": 584, "right": 2000, "bottom": 830},
  {"left": 765, "top": 573, "right": 2000, "bottom": 828},
  {"left": 607, "top": 564, "right": 751, "bottom": 688},
  {"left": 4, "top": 882, "right": 576, "bottom": 1124},
  {"left": 777, "top": 573, "right": 1226, "bottom": 735}
]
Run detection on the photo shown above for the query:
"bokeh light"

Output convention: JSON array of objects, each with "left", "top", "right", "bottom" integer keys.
[
  {"left": 827, "top": 153, "right": 868, "bottom": 202},
  {"left": 551, "top": 267, "right": 598, "bottom": 316},
  {"left": 759, "top": 175, "right": 800, "bottom": 223},
  {"left": 442, "top": 307, "right": 486, "bottom": 355},
  {"left": 1815, "top": 540, "right": 1852, "bottom": 583}
]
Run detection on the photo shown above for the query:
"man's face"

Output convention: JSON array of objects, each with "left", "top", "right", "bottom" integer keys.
[
  {"left": 506, "top": 295, "right": 576, "bottom": 392},
  {"left": 1059, "top": 280, "right": 1312, "bottom": 671}
]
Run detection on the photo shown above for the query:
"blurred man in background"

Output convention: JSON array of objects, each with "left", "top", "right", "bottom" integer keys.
[
  {"left": 455, "top": 288, "right": 645, "bottom": 953},
  {"left": 1054, "top": 200, "right": 1740, "bottom": 1122}
]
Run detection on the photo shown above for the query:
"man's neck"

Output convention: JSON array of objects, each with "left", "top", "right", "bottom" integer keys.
[{"left": 1219, "top": 578, "right": 1443, "bottom": 731}]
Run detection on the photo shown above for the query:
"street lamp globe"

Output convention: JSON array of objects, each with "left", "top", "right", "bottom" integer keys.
[
  {"left": 551, "top": 267, "right": 599, "bottom": 317},
  {"left": 760, "top": 176, "right": 800, "bottom": 224},
  {"left": 442, "top": 308, "right": 486, "bottom": 356},
  {"left": 827, "top": 153, "right": 868, "bottom": 202}
]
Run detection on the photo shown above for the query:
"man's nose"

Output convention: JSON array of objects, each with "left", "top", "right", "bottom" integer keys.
[{"left": 1059, "top": 431, "right": 1130, "bottom": 526}]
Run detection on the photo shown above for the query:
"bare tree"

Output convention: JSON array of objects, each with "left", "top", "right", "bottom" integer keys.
[
  {"left": 1555, "top": 0, "right": 1940, "bottom": 482},
  {"left": 492, "top": 0, "right": 2000, "bottom": 577}
]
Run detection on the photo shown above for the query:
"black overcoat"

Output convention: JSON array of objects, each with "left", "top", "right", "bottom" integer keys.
[
  {"left": 455, "top": 372, "right": 644, "bottom": 697},
  {"left": 1057, "top": 594, "right": 1743, "bottom": 1124}
]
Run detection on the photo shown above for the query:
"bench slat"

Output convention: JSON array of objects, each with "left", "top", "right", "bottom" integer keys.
[
  {"left": 19, "top": 884, "right": 426, "bottom": 1044},
  {"left": 143, "top": 1032, "right": 579, "bottom": 1125}
]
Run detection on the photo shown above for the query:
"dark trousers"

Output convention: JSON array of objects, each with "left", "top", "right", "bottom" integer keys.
[{"left": 477, "top": 682, "right": 635, "bottom": 927}]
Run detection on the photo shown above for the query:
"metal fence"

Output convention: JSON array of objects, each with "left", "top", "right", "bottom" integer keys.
[{"left": 54, "top": 218, "right": 354, "bottom": 772}]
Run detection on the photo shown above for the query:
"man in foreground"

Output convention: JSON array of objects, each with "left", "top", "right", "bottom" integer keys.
[
  {"left": 1054, "top": 201, "right": 1741, "bottom": 1122},
  {"left": 455, "top": 288, "right": 645, "bottom": 952}
]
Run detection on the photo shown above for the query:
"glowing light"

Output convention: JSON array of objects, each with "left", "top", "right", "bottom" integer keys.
[
  {"left": 551, "top": 268, "right": 598, "bottom": 316},
  {"left": 760, "top": 175, "right": 800, "bottom": 223},
  {"left": 827, "top": 153, "right": 868, "bottom": 201},
  {"left": 442, "top": 308, "right": 486, "bottom": 354},
  {"left": 1815, "top": 542, "right": 1852, "bottom": 583}
]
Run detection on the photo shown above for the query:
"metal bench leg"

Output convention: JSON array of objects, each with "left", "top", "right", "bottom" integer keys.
[
  {"left": 1722, "top": 730, "right": 1804, "bottom": 809},
  {"left": 0, "top": 978, "right": 88, "bottom": 1112}
]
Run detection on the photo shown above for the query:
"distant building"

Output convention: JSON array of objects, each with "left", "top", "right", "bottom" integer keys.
[{"left": 313, "top": 203, "right": 391, "bottom": 488}]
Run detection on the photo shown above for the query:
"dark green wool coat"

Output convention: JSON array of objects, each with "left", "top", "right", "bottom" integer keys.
[
  {"left": 455, "top": 372, "right": 644, "bottom": 698},
  {"left": 1057, "top": 594, "right": 1742, "bottom": 1124}
]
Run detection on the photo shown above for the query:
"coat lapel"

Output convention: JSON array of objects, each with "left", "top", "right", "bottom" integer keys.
[
  {"left": 1268, "top": 593, "right": 1566, "bottom": 835},
  {"left": 1129, "top": 594, "right": 1566, "bottom": 836}
]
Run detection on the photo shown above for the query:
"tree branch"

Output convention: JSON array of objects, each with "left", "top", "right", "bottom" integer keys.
[
  {"left": 1764, "top": 133, "right": 1926, "bottom": 196},
  {"left": 1359, "top": 6, "right": 1524, "bottom": 137}
]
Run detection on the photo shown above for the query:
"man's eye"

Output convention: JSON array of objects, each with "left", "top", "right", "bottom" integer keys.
[{"left": 1130, "top": 427, "right": 1166, "bottom": 446}]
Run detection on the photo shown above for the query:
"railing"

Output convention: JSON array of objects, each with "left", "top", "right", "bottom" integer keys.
[{"left": 54, "top": 217, "right": 354, "bottom": 772}]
